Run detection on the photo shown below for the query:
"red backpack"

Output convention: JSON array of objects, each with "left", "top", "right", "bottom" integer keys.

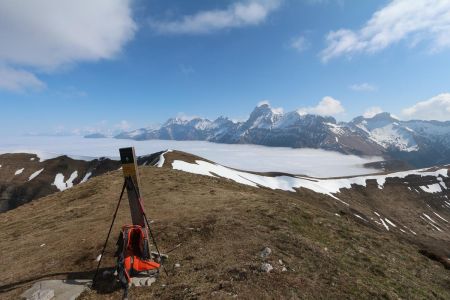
[{"left": 116, "top": 225, "right": 160, "bottom": 285}]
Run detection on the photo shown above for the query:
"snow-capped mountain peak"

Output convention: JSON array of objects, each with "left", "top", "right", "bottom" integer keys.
[
  {"left": 244, "top": 104, "right": 283, "bottom": 130},
  {"left": 349, "top": 112, "right": 419, "bottom": 152},
  {"left": 114, "top": 106, "right": 450, "bottom": 168}
]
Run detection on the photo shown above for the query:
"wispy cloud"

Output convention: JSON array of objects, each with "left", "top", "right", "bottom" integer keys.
[
  {"left": 0, "top": 0, "right": 136, "bottom": 92},
  {"left": 290, "top": 36, "right": 310, "bottom": 53},
  {"left": 257, "top": 100, "right": 283, "bottom": 114},
  {"left": 0, "top": 66, "right": 45, "bottom": 92},
  {"left": 175, "top": 112, "right": 201, "bottom": 121},
  {"left": 305, "top": 0, "right": 344, "bottom": 5},
  {"left": 150, "top": 0, "right": 281, "bottom": 35},
  {"left": 320, "top": 0, "right": 450, "bottom": 62},
  {"left": 48, "top": 120, "right": 133, "bottom": 137},
  {"left": 115, "top": 120, "right": 132, "bottom": 131},
  {"left": 402, "top": 93, "right": 450, "bottom": 121},
  {"left": 54, "top": 86, "right": 87, "bottom": 99},
  {"left": 297, "top": 96, "right": 345, "bottom": 116},
  {"left": 349, "top": 82, "right": 377, "bottom": 92}
]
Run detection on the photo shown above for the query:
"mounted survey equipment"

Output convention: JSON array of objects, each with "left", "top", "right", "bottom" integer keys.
[{"left": 93, "top": 147, "right": 166, "bottom": 298}]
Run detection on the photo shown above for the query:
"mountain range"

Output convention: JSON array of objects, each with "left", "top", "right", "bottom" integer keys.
[{"left": 112, "top": 103, "right": 450, "bottom": 167}]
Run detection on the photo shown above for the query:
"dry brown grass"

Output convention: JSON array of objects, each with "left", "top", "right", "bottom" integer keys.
[{"left": 0, "top": 165, "right": 449, "bottom": 299}]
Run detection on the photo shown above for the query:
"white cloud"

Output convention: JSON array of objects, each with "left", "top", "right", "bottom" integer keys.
[
  {"left": 0, "top": 66, "right": 45, "bottom": 92},
  {"left": 176, "top": 112, "right": 201, "bottom": 121},
  {"left": 257, "top": 100, "right": 271, "bottom": 106},
  {"left": 363, "top": 106, "right": 383, "bottom": 118},
  {"left": 256, "top": 100, "right": 283, "bottom": 114},
  {"left": 401, "top": 93, "right": 450, "bottom": 121},
  {"left": 50, "top": 119, "right": 133, "bottom": 137},
  {"left": 290, "top": 36, "right": 310, "bottom": 53},
  {"left": 0, "top": 0, "right": 136, "bottom": 91},
  {"left": 0, "top": 136, "right": 381, "bottom": 177},
  {"left": 150, "top": 0, "right": 280, "bottom": 34},
  {"left": 115, "top": 120, "right": 132, "bottom": 131},
  {"left": 320, "top": 0, "right": 450, "bottom": 62},
  {"left": 297, "top": 96, "right": 345, "bottom": 116},
  {"left": 349, "top": 83, "right": 377, "bottom": 92}
]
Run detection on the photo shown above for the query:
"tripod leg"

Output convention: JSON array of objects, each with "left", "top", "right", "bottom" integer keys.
[
  {"left": 126, "top": 177, "right": 169, "bottom": 276},
  {"left": 92, "top": 180, "right": 127, "bottom": 288}
]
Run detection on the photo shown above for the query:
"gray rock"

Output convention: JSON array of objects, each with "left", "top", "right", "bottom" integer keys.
[
  {"left": 130, "top": 276, "right": 156, "bottom": 287},
  {"left": 29, "top": 289, "right": 54, "bottom": 300},
  {"left": 260, "top": 263, "right": 273, "bottom": 273},
  {"left": 260, "top": 247, "right": 272, "bottom": 258},
  {"left": 21, "top": 279, "right": 90, "bottom": 300}
]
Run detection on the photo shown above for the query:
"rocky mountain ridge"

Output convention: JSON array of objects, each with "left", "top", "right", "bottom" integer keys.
[{"left": 113, "top": 104, "right": 450, "bottom": 167}]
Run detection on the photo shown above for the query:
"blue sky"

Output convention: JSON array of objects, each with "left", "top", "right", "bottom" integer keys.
[{"left": 1, "top": 0, "right": 450, "bottom": 136}]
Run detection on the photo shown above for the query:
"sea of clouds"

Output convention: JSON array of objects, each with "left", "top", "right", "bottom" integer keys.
[{"left": 0, "top": 136, "right": 382, "bottom": 177}]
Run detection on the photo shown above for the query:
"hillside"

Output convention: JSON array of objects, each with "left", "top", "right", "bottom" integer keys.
[
  {"left": 0, "top": 151, "right": 449, "bottom": 299},
  {"left": 0, "top": 153, "right": 121, "bottom": 212},
  {"left": 0, "top": 152, "right": 164, "bottom": 212}
]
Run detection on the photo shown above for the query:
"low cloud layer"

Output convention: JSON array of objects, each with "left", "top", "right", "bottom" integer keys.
[
  {"left": 150, "top": 0, "right": 280, "bottom": 34},
  {"left": 0, "top": 136, "right": 380, "bottom": 177},
  {"left": 402, "top": 93, "right": 450, "bottom": 121},
  {"left": 321, "top": 0, "right": 450, "bottom": 62},
  {"left": 0, "top": 0, "right": 136, "bottom": 92}
]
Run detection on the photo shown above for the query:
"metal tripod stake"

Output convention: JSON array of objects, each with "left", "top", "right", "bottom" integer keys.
[
  {"left": 93, "top": 147, "right": 167, "bottom": 288},
  {"left": 119, "top": 147, "right": 146, "bottom": 227}
]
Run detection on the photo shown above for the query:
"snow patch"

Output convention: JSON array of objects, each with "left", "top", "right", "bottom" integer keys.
[
  {"left": 66, "top": 171, "right": 78, "bottom": 188},
  {"left": 171, "top": 159, "right": 449, "bottom": 203},
  {"left": 433, "top": 212, "right": 448, "bottom": 223},
  {"left": 423, "top": 213, "right": 439, "bottom": 225},
  {"left": 354, "top": 214, "right": 367, "bottom": 221},
  {"left": 171, "top": 159, "right": 349, "bottom": 202},
  {"left": 52, "top": 171, "right": 78, "bottom": 191},
  {"left": 14, "top": 168, "right": 24, "bottom": 175},
  {"left": 80, "top": 172, "right": 92, "bottom": 184},
  {"left": 156, "top": 150, "right": 173, "bottom": 168},
  {"left": 379, "top": 218, "right": 389, "bottom": 230},
  {"left": 419, "top": 183, "right": 443, "bottom": 193},
  {"left": 325, "top": 122, "right": 346, "bottom": 136},
  {"left": 384, "top": 218, "right": 397, "bottom": 227},
  {"left": 28, "top": 168, "right": 44, "bottom": 181},
  {"left": 421, "top": 214, "right": 443, "bottom": 232}
]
